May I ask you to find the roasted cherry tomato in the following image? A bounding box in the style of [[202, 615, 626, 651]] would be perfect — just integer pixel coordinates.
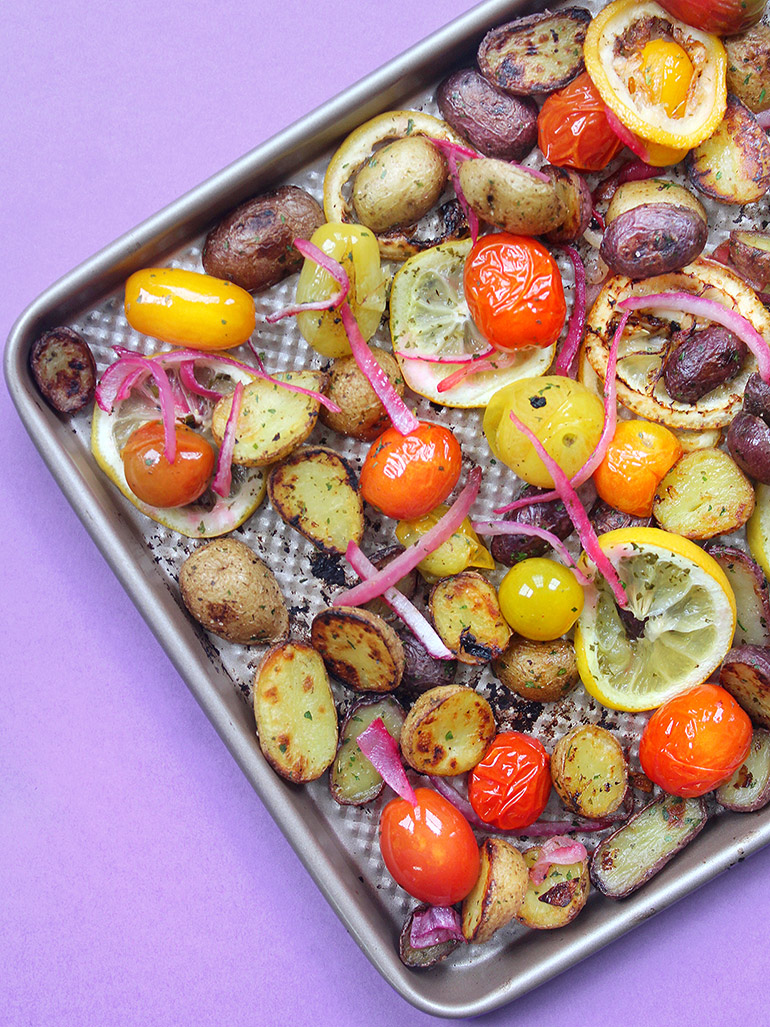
[[360, 421, 462, 520], [463, 234, 566, 353], [593, 420, 683, 518], [537, 72, 625, 171], [639, 683, 752, 798], [121, 421, 216, 508], [124, 268, 256, 351], [379, 788, 480, 905], [468, 732, 551, 830], [497, 558, 584, 641]]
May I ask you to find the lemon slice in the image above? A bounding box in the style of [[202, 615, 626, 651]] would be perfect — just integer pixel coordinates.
[[574, 527, 736, 712], [747, 484, 770, 579], [91, 359, 266, 537], [390, 241, 554, 408]]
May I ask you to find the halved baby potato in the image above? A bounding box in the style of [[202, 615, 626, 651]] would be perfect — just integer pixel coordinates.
[[399, 684, 496, 775], [329, 696, 406, 806], [430, 571, 511, 665], [493, 636, 579, 702], [253, 640, 338, 783], [462, 837, 528, 944], [311, 606, 405, 693], [458, 158, 566, 236], [550, 724, 628, 819], [653, 448, 755, 540], [517, 847, 590, 930], [211, 371, 327, 466], [268, 446, 364, 554]]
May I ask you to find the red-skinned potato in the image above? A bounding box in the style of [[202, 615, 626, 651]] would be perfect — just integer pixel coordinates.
[[656, 0, 765, 36]]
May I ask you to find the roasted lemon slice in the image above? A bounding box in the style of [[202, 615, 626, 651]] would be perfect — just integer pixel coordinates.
[[389, 241, 554, 407], [91, 357, 266, 537], [574, 527, 736, 712]]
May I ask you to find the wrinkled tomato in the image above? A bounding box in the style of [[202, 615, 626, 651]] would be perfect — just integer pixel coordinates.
[[463, 234, 566, 352], [121, 421, 215, 508], [468, 732, 551, 830], [593, 419, 683, 518], [639, 683, 752, 798], [360, 421, 462, 520], [537, 72, 625, 172], [379, 788, 480, 905]]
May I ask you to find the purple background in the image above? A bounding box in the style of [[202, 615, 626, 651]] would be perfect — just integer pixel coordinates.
[[3, 1, 770, 1023]]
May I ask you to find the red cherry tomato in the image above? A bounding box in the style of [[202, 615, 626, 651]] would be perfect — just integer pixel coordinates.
[[463, 234, 566, 353], [468, 732, 551, 830], [121, 421, 215, 508], [537, 72, 625, 172], [639, 683, 752, 798], [379, 788, 480, 905], [360, 421, 462, 520]]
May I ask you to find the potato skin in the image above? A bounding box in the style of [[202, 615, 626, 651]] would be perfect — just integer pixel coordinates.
[[179, 538, 289, 644], [725, 26, 770, 113], [29, 326, 96, 414], [436, 68, 538, 161], [458, 157, 565, 236], [727, 412, 770, 483], [729, 230, 770, 289], [490, 482, 594, 566], [202, 185, 324, 292], [397, 627, 458, 694], [320, 349, 404, 440], [461, 838, 528, 944], [720, 644, 770, 728], [600, 204, 708, 279], [663, 326, 747, 405], [687, 94, 770, 205], [352, 136, 447, 233], [493, 636, 579, 703], [542, 166, 593, 244]]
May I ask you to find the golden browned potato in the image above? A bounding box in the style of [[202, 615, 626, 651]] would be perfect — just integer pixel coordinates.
[[352, 136, 448, 233], [458, 157, 566, 236], [253, 641, 338, 783], [320, 349, 404, 440], [517, 847, 590, 930], [604, 179, 707, 226], [211, 371, 327, 467], [462, 838, 528, 944], [550, 724, 628, 819], [179, 538, 289, 644], [687, 94, 770, 205], [493, 636, 579, 702], [653, 448, 755, 539], [268, 446, 364, 554], [725, 26, 770, 113], [310, 606, 405, 692], [399, 684, 496, 775], [430, 571, 511, 665]]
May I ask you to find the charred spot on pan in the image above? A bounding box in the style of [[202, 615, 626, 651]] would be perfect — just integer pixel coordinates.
[[310, 551, 347, 586]]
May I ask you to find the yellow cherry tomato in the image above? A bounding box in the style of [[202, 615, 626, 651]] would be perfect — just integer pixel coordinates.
[[295, 223, 387, 358], [498, 558, 584, 641], [395, 506, 495, 582], [483, 376, 605, 488], [124, 268, 256, 351]]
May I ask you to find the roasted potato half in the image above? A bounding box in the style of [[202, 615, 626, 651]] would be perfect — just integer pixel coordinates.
[[311, 606, 405, 693], [400, 684, 496, 775], [352, 136, 447, 234], [703, 544, 770, 647], [29, 326, 96, 414], [268, 446, 364, 554], [179, 538, 289, 645], [725, 26, 770, 114], [211, 371, 327, 467], [461, 837, 528, 944], [493, 636, 579, 703], [550, 724, 628, 819], [517, 847, 590, 930], [430, 571, 511, 665], [687, 94, 770, 205], [653, 448, 755, 539], [320, 349, 404, 441], [458, 158, 565, 236], [715, 728, 770, 812], [436, 68, 538, 161], [329, 696, 406, 806], [720, 644, 770, 728], [253, 641, 338, 783], [729, 230, 770, 290]]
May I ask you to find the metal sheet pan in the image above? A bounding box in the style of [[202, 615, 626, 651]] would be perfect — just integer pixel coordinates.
[[6, 0, 770, 1016]]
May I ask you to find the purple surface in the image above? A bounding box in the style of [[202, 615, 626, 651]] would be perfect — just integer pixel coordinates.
[[2, 1, 770, 1024]]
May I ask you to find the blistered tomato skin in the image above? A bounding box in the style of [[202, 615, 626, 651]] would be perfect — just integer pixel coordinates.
[[537, 72, 625, 171], [468, 732, 551, 830], [124, 268, 256, 351], [379, 788, 480, 906], [594, 420, 683, 518], [639, 683, 752, 798], [360, 421, 462, 520], [463, 234, 566, 352], [121, 421, 216, 508]]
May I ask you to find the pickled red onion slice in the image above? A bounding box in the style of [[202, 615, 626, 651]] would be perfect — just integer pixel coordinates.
[[409, 906, 464, 949], [507, 410, 628, 607], [395, 345, 495, 365], [336, 467, 482, 607], [344, 543, 453, 660], [179, 360, 223, 401], [356, 717, 417, 806], [618, 291, 770, 383], [529, 836, 588, 885], [436, 350, 519, 393], [552, 246, 586, 378], [211, 381, 243, 498]]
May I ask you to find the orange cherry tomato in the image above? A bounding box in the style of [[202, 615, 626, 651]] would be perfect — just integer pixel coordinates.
[[468, 732, 551, 830], [537, 72, 625, 172], [360, 421, 462, 520], [121, 421, 215, 508], [639, 683, 752, 798], [593, 420, 683, 518], [379, 788, 480, 905], [463, 234, 566, 353]]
